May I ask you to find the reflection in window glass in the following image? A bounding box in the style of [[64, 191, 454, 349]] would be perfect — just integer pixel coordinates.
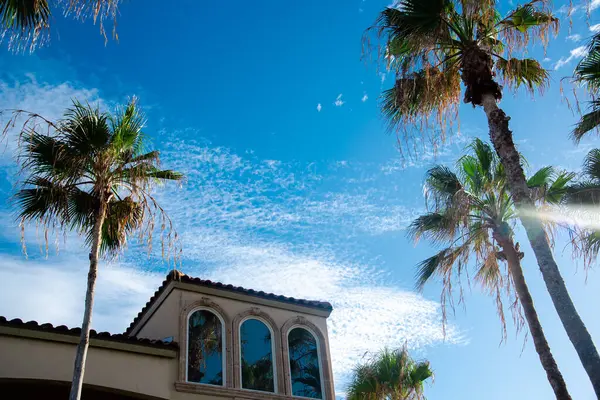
[[288, 328, 322, 399], [241, 319, 275, 392], [187, 309, 223, 385]]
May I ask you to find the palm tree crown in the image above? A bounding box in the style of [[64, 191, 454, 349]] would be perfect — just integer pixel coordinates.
[[409, 138, 571, 335], [346, 347, 433, 400], [15, 98, 183, 256], [346, 347, 432, 400], [368, 0, 556, 148]]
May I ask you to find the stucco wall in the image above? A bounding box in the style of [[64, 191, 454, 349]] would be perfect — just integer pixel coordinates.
[[0, 335, 176, 399]]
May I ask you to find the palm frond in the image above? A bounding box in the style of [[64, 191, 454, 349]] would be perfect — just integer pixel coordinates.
[[409, 361, 433, 387], [574, 32, 600, 92], [527, 166, 554, 188], [0, 0, 49, 29], [565, 181, 600, 206], [127, 150, 160, 165], [474, 251, 503, 290], [14, 176, 71, 223], [408, 212, 456, 244], [415, 246, 467, 290], [0, 0, 50, 51], [457, 139, 497, 194], [118, 165, 184, 185], [544, 171, 576, 205], [381, 67, 461, 131], [497, 1, 557, 33], [495, 57, 549, 93], [424, 165, 462, 206], [91, 197, 144, 255], [564, 149, 600, 205], [376, 0, 453, 48], [468, 138, 494, 177], [576, 230, 600, 265], [145, 169, 184, 181], [572, 100, 600, 143], [61, 100, 111, 156], [496, 0, 558, 51], [20, 132, 84, 181], [110, 97, 145, 155], [583, 148, 600, 182]]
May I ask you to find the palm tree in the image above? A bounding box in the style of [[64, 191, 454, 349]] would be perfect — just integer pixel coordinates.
[[409, 138, 571, 399], [12, 98, 183, 400], [346, 347, 432, 400], [367, 1, 600, 394], [0, 0, 120, 52], [573, 32, 600, 141]]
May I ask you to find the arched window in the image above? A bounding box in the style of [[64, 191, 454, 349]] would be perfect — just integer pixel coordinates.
[[288, 327, 323, 399], [187, 309, 225, 386], [240, 318, 275, 392]]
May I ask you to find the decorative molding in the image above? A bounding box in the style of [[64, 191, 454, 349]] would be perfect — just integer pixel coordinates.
[[280, 316, 334, 400], [232, 307, 284, 393], [175, 381, 296, 400], [179, 298, 234, 388]]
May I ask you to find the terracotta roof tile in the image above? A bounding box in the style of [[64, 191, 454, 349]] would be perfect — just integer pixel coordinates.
[[125, 270, 333, 335], [0, 316, 178, 350]]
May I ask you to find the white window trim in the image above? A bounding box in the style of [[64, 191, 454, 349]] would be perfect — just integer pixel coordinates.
[[186, 306, 227, 387], [238, 316, 278, 394], [286, 325, 325, 400]]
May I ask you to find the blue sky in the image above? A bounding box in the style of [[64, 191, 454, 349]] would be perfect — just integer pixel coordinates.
[[1, 0, 600, 398]]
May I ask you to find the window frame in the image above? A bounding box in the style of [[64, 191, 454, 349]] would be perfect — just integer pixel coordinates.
[[238, 315, 278, 394], [185, 306, 227, 387], [286, 325, 325, 400]]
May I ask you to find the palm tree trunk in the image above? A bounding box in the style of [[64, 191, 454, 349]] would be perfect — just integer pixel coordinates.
[[482, 92, 600, 397], [495, 233, 571, 399], [69, 199, 108, 400]]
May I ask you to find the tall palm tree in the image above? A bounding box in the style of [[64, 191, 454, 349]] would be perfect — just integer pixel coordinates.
[[12, 98, 183, 400], [346, 347, 432, 400], [0, 0, 120, 52], [573, 32, 600, 141], [367, 1, 600, 394], [410, 138, 571, 399]]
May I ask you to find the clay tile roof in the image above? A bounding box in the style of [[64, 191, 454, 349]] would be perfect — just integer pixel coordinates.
[[125, 270, 333, 335], [0, 316, 178, 350]]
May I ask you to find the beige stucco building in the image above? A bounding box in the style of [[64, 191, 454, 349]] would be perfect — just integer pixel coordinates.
[[0, 270, 335, 400]]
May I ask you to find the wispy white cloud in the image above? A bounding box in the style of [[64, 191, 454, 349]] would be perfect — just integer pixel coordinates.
[[317, 103, 322, 112], [554, 46, 588, 70], [591, 23, 600, 33], [557, 0, 600, 15], [557, 4, 577, 15], [361, 94, 369, 102], [567, 33, 582, 42], [380, 72, 387, 84], [334, 94, 345, 107]]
